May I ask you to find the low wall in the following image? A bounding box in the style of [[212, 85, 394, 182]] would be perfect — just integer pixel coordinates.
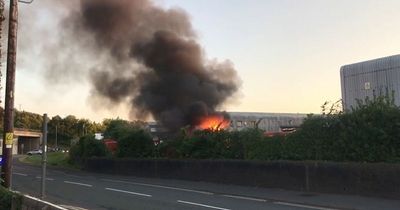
[[85, 158, 400, 199]]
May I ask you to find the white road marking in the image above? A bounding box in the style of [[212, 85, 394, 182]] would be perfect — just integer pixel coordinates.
[[221, 194, 267, 202], [36, 176, 55, 181], [101, 178, 213, 195], [59, 205, 89, 210], [177, 200, 231, 210], [274, 201, 339, 210], [105, 187, 152, 197], [55, 171, 82, 178], [13, 172, 28, 176], [64, 181, 92, 187]]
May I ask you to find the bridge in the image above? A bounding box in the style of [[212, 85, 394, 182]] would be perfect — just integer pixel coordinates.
[[14, 128, 42, 154], [0, 128, 42, 155]]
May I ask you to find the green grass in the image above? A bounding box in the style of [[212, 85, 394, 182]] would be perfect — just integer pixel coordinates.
[[20, 152, 78, 169]]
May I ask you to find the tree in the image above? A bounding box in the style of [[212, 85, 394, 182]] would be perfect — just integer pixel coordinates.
[[103, 119, 147, 141], [116, 129, 154, 158], [69, 135, 108, 164], [14, 110, 42, 130]]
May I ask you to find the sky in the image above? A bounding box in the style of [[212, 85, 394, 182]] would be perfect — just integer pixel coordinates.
[[4, 0, 400, 122]]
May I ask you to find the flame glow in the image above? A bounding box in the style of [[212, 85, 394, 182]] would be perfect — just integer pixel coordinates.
[[197, 115, 230, 131]]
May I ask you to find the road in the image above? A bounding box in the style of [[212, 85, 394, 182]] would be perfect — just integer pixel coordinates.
[[10, 158, 400, 210]]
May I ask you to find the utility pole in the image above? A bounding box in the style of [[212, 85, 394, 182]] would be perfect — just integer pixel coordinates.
[[1, 0, 19, 189], [41, 114, 48, 199], [0, 0, 5, 105], [55, 125, 58, 148]]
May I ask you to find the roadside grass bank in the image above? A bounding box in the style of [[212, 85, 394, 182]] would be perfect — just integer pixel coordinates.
[[19, 152, 79, 169]]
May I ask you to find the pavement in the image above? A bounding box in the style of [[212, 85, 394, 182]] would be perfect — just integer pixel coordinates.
[[8, 157, 400, 210]]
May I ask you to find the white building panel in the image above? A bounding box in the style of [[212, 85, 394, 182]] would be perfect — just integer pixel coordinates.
[[340, 54, 400, 110]]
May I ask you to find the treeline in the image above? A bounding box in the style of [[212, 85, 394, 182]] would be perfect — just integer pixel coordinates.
[[69, 119, 149, 163], [70, 96, 400, 163], [0, 107, 116, 147]]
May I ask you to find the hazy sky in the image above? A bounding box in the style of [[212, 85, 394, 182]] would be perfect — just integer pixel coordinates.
[[7, 0, 400, 121]]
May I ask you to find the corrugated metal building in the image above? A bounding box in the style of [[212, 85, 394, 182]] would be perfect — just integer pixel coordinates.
[[340, 54, 400, 110], [147, 112, 308, 137], [228, 112, 307, 132]]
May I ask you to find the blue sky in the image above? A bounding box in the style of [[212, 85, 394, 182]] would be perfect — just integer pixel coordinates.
[[10, 0, 400, 121]]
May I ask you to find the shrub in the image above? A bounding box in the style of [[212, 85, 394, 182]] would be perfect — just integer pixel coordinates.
[[103, 119, 147, 141], [0, 186, 13, 210], [159, 129, 248, 159], [116, 129, 154, 158], [244, 96, 400, 162], [69, 135, 108, 164], [231, 128, 264, 159], [245, 136, 284, 160], [0, 186, 22, 210], [338, 96, 400, 162]]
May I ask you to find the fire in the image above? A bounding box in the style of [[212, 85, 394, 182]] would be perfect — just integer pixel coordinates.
[[197, 115, 230, 131]]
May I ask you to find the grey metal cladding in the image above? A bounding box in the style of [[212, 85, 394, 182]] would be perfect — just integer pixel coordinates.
[[340, 54, 400, 110], [228, 112, 307, 132]]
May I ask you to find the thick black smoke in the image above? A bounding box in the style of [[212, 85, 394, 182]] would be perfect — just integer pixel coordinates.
[[69, 0, 240, 131]]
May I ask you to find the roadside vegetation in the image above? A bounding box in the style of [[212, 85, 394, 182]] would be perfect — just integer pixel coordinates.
[[0, 107, 109, 147], [68, 95, 400, 164], [7, 95, 400, 165], [21, 152, 75, 169], [0, 185, 22, 210]]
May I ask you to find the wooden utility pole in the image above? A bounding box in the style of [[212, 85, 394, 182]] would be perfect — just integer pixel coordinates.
[[1, 0, 19, 188], [0, 0, 5, 105], [41, 114, 48, 199]]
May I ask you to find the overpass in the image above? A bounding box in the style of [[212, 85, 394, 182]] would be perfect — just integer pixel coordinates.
[[0, 128, 42, 155]]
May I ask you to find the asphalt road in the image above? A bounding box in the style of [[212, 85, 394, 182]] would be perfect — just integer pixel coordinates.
[[10, 158, 400, 210]]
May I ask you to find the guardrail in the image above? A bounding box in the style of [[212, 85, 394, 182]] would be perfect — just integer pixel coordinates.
[[10, 192, 70, 210]]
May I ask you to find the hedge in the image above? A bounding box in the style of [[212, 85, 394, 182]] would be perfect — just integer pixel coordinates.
[[0, 186, 22, 210]]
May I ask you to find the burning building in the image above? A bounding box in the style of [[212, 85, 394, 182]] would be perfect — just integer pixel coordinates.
[[148, 111, 307, 139]]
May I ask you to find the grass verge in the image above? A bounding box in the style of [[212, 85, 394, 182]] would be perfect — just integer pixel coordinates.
[[19, 152, 79, 169]]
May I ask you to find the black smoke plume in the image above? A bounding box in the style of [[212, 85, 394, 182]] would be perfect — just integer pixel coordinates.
[[68, 0, 240, 131]]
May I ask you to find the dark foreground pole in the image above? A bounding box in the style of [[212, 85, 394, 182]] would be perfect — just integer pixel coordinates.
[[1, 0, 18, 189], [41, 114, 48, 199]]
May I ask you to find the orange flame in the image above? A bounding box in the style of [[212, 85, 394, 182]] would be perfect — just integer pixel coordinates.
[[197, 115, 230, 131]]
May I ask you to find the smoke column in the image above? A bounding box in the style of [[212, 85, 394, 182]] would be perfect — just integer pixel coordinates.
[[66, 0, 240, 131]]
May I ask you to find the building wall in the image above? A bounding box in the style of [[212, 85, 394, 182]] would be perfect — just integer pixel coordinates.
[[228, 112, 307, 132], [340, 54, 400, 110], [0, 138, 19, 155], [147, 112, 308, 135]]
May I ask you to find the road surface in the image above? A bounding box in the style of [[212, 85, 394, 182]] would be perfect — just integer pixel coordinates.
[[10, 158, 400, 210]]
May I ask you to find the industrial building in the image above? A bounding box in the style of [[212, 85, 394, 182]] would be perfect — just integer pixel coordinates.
[[228, 112, 307, 132], [148, 112, 308, 139], [340, 54, 400, 110]]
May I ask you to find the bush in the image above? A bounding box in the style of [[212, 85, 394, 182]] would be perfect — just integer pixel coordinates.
[[103, 119, 147, 140], [159, 129, 248, 159], [69, 135, 108, 164], [246, 136, 284, 160], [0, 186, 13, 210], [244, 96, 400, 162], [77, 96, 400, 163], [338, 96, 400, 162], [116, 129, 154, 158], [0, 186, 22, 210], [231, 128, 264, 159]]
